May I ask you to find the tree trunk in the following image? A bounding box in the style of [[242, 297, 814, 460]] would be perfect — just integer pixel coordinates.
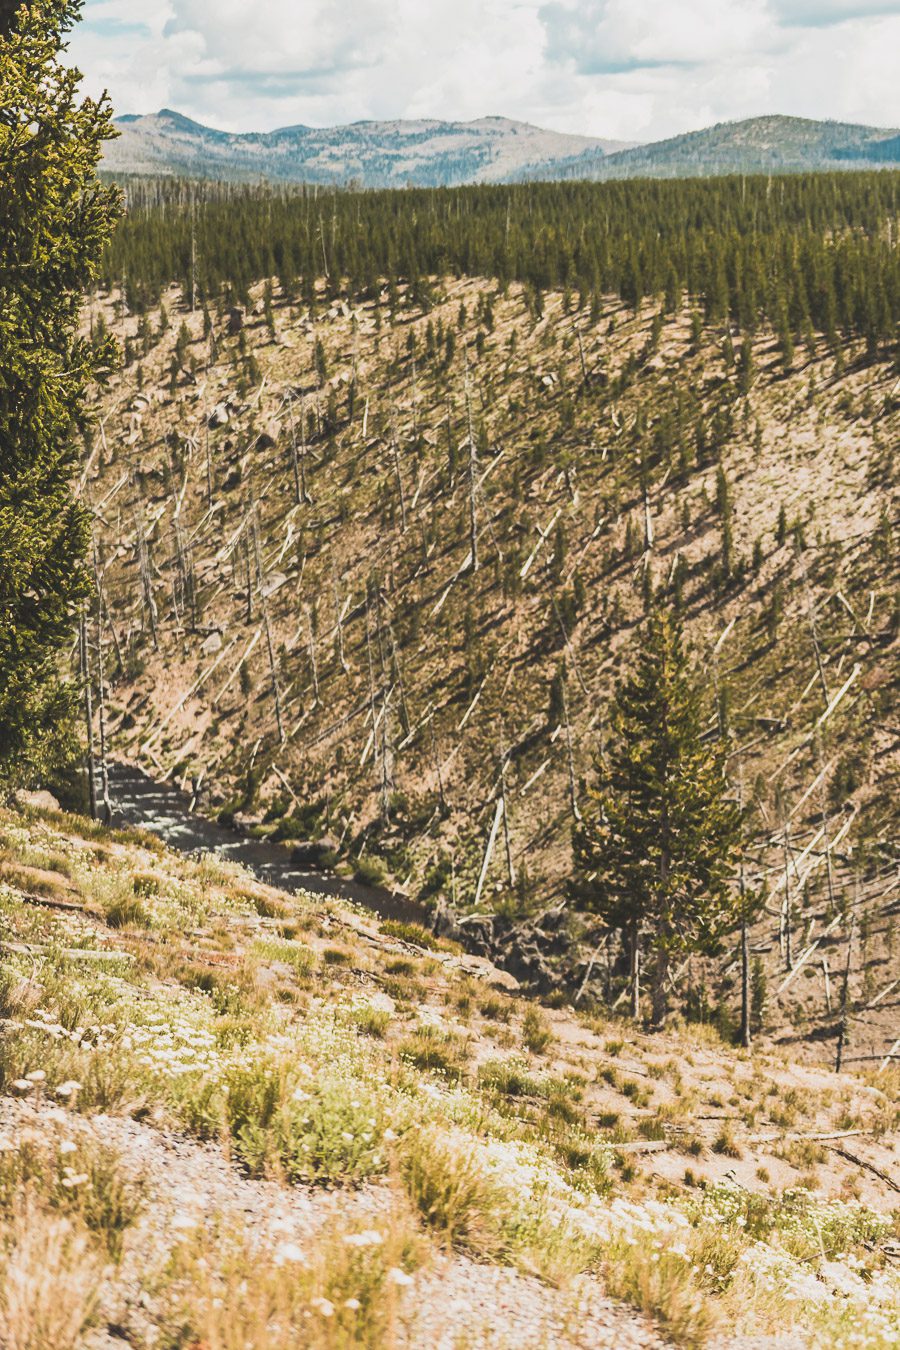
[[629, 926, 641, 1021], [835, 896, 856, 1073], [651, 943, 669, 1028], [740, 919, 751, 1048], [79, 613, 97, 821]]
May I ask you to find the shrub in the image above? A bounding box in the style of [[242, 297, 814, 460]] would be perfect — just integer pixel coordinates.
[[351, 1006, 391, 1039], [478, 1058, 543, 1098], [397, 1027, 465, 1082], [603, 1233, 720, 1347], [354, 857, 385, 886], [131, 871, 160, 898], [522, 1005, 552, 1054], [105, 895, 151, 930], [0, 1135, 143, 1261], [400, 1127, 501, 1253], [478, 994, 512, 1022], [223, 1060, 387, 1186]]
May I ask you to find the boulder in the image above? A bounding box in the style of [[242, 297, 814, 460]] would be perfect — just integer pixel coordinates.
[[12, 789, 61, 813], [290, 838, 338, 867], [201, 631, 223, 656]]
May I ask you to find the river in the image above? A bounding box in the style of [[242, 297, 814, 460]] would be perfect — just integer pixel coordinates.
[[106, 762, 425, 924]]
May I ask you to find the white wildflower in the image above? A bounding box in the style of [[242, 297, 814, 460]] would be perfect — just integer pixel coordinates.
[[343, 1230, 383, 1249], [274, 1241, 306, 1266]]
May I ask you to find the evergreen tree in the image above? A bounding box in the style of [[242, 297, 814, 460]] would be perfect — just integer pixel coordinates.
[[0, 0, 120, 780], [572, 611, 742, 1025]]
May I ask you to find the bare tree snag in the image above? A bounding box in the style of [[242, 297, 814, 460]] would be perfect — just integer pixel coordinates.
[[95, 599, 112, 825], [561, 668, 581, 823], [429, 713, 447, 816], [499, 737, 516, 888], [79, 610, 97, 821], [390, 412, 408, 533], [464, 349, 479, 574], [835, 894, 856, 1073], [305, 602, 320, 708], [474, 797, 504, 908]]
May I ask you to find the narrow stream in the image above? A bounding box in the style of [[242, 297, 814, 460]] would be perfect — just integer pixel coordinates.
[[106, 762, 426, 925]]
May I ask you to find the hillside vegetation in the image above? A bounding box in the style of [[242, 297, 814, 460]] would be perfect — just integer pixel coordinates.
[[80, 193, 899, 1059], [0, 797, 897, 1347]]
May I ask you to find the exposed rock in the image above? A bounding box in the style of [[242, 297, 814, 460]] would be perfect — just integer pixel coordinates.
[[260, 571, 288, 600], [431, 898, 584, 995], [208, 403, 230, 429], [290, 838, 338, 867], [12, 788, 61, 813], [201, 631, 223, 655]]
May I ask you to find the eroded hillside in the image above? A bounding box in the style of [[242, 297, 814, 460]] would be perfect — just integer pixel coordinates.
[[81, 276, 898, 1061]]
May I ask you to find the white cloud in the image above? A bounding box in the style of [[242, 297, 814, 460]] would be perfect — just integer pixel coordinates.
[[70, 0, 900, 142]]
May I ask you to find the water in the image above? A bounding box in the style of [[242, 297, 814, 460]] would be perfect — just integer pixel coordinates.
[[106, 762, 425, 924]]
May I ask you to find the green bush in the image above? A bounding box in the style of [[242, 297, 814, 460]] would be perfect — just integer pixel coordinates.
[[223, 1060, 387, 1186]]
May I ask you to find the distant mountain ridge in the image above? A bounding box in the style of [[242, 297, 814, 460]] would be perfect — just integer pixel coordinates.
[[104, 110, 900, 187], [105, 111, 635, 187], [567, 114, 900, 180]]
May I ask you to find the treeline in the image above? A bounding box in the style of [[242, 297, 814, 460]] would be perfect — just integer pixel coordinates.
[[102, 172, 900, 352]]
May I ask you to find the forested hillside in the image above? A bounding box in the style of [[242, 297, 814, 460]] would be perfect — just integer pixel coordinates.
[[79, 171, 899, 1061]]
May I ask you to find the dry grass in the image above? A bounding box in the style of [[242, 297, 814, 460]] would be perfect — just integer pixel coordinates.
[[0, 1200, 104, 1350], [167, 1197, 424, 1350]]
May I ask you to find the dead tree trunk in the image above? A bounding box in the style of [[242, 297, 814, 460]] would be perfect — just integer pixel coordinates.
[[499, 740, 515, 888], [305, 602, 320, 708], [248, 504, 284, 743], [630, 924, 641, 1021], [134, 505, 159, 650], [332, 568, 349, 675], [390, 414, 408, 533], [561, 671, 581, 822], [430, 714, 447, 816], [464, 351, 479, 573], [738, 767, 751, 1048], [740, 919, 751, 1048], [94, 603, 112, 825], [79, 612, 97, 821], [781, 820, 794, 971], [288, 394, 311, 505], [835, 899, 856, 1073]]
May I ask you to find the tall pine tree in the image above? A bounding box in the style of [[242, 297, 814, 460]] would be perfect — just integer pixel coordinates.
[[0, 0, 119, 780], [573, 611, 742, 1025]]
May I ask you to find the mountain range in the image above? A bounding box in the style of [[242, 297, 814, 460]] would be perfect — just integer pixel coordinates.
[[106, 111, 634, 187], [104, 110, 900, 187]]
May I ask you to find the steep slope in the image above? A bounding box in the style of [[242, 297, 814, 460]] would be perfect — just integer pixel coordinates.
[[81, 275, 898, 1065], [105, 110, 633, 186], [571, 115, 900, 180], [0, 796, 897, 1347]]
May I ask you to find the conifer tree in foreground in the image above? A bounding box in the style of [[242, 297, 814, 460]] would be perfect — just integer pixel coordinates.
[[0, 0, 119, 781], [573, 610, 742, 1026]]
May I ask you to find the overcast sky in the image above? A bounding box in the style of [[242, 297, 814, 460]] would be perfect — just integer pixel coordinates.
[[71, 0, 900, 141]]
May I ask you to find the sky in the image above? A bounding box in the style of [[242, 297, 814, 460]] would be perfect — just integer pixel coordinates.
[[70, 0, 900, 141]]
